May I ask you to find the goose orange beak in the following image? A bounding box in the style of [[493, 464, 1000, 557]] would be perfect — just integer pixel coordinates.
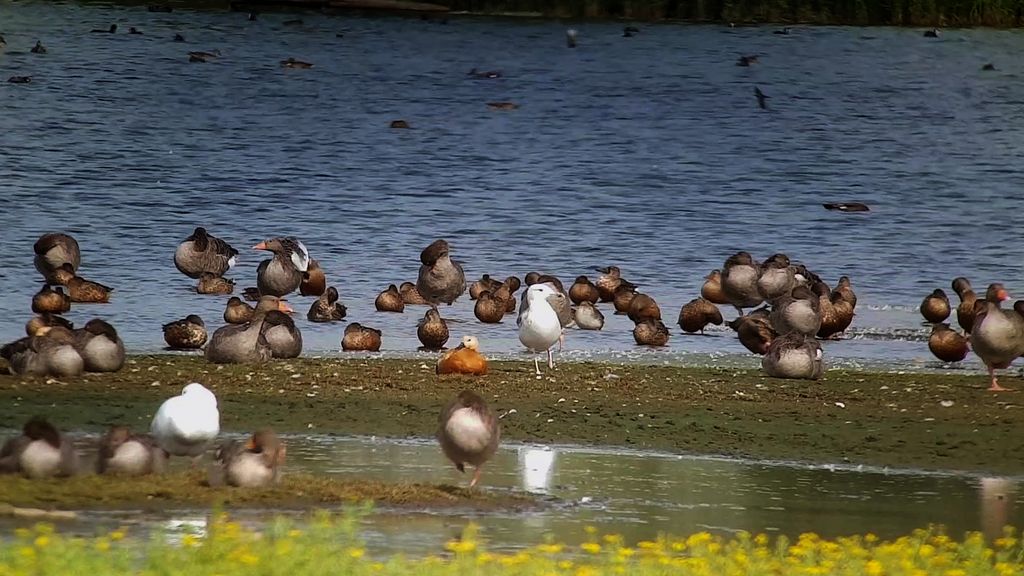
[[245, 437, 256, 450], [998, 289, 1010, 301], [278, 301, 294, 314], [253, 241, 267, 250]]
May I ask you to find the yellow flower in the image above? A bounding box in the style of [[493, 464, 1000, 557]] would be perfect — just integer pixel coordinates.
[[754, 533, 769, 546], [943, 570, 967, 576], [616, 547, 635, 558], [445, 539, 477, 554], [574, 567, 598, 576], [995, 537, 1017, 549], [686, 532, 714, 548], [583, 526, 597, 535], [33, 536, 49, 548], [18, 546, 35, 559], [181, 534, 200, 548], [557, 560, 574, 570], [865, 533, 879, 544], [239, 553, 259, 566], [287, 529, 303, 538], [95, 538, 111, 552], [602, 534, 623, 546], [537, 543, 564, 554], [348, 548, 365, 559], [865, 559, 885, 576], [581, 542, 602, 554], [110, 530, 126, 541]]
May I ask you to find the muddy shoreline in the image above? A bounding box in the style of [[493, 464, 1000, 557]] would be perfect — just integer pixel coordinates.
[[1, 356, 1021, 476]]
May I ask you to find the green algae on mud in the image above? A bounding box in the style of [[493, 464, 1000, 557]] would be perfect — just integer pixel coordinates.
[[0, 355, 1022, 475], [0, 471, 534, 510]]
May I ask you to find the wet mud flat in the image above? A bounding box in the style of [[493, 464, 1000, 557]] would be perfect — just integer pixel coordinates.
[[0, 355, 1021, 475]]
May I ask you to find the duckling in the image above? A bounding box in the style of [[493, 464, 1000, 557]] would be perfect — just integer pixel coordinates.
[[0, 417, 79, 478], [25, 313, 72, 337], [769, 285, 821, 337], [920, 288, 951, 323], [756, 254, 796, 302], [569, 276, 599, 305], [1, 326, 84, 377], [678, 297, 723, 334], [262, 310, 302, 359], [612, 283, 638, 314], [470, 274, 502, 300], [91, 24, 117, 33], [375, 284, 405, 312], [224, 296, 255, 324], [96, 425, 167, 475], [30, 41, 46, 54], [437, 390, 500, 487], [474, 290, 505, 323], [281, 57, 313, 68], [174, 226, 238, 279], [437, 335, 488, 375], [418, 308, 450, 350], [52, 264, 113, 303], [197, 273, 235, 295], [762, 332, 824, 380], [633, 319, 670, 346], [32, 284, 70, 314], [594, 266, 624, 302], [574, 302, 604, 330], [254, 237, 309, 297], [627, 293, 661, 323], [216, 429, 286, 487], [163, 315, 207, 350], [341, 322, 382, 352], [299, 259, 326, 296], [400, 281, 430, 305], [416, 239, 466, 305], [929, 323, 969, 363], [722, 251, 763, 314], [73, 318, 125, 372], [307, 286, 346, 322], [701, 270, 730, 305], [952, 277, 977, 334], [729, 310, 776, 354]]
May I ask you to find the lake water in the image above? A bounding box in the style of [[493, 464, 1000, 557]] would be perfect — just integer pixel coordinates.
[[2, 3, 1024, 369], [2, 434, 1019, 553]]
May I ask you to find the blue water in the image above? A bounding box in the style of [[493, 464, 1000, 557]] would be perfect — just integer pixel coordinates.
[[2, 3, 1023, 369]]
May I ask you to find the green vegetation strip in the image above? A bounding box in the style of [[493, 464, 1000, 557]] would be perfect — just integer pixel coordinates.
[[1, 355, 1021, 474], [2, 511, 1024, 575]]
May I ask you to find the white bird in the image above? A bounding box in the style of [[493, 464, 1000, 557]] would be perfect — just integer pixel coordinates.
[[151, 382, 220, 465], [518, 283, 565, 375]]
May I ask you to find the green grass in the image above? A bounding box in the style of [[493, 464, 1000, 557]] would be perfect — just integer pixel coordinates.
[[1, 511, 1023, 575]]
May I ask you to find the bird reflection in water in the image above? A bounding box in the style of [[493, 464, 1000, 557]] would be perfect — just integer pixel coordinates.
[[980, 477, 1016, 540], [519, 447, 556, 493]]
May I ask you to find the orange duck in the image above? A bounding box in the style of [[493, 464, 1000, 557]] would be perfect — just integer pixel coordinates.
[[436, 336, 488, 376]]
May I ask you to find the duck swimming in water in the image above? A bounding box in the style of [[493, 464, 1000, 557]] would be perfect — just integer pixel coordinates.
[[174, 227, 237, 279], [163, 315, 207, 350], [96, 425, 167, 476], [437, 390, 500, 488], [300, 259, 326, 296], [197, 273, 235, 295], [33, 232, 80, 283], [470, 274, 502, 300], [341, 323, 382, 352], [400, 281, 429, 305], [416, 239, 466, 305], [216, 429, 286, 487], [375, 284, 405, 312], [73, 318, 125, 372], [31, 41, 46, 54], [436, 335, 488, 376], [32, 284, 71, 314], [52, 264, 113, 303], [418, 308, 450, 350], [678, 297, 723, 334], [254, 237, 309, 297], [0, 417, 79, 478], [474, 290, 506, 324], [280, 57, 312, 69], [762, 332, 823, 380], [920, 289, 951, 323], [307, 286, 346, 322]]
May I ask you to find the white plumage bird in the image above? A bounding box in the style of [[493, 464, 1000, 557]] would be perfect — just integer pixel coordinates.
[[518, 283, 565, 375], [151, 382, 220, 463]]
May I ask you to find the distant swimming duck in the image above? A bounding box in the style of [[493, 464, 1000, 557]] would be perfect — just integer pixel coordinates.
[[952, 277, 977, 334], [163, 315, 207, 349], [151, 382, 220, 463], [754, 86, 769, 110], [73, 318, 125, 372], [437, 390, 499, 487], [416, 239, 466, 305], [474, 290, 506, 324], [769, 285, 821, 337], [1, 326, 84, 377], [722, 251, 763, 314], [96, 425, 167, 476], [418, 308, 450, 350], [701, 270, 730, 305], [470, 274, 502, 300], [32, 284, 71, 314], [627, 293, 661, 323], [390, 120, 410, 129], [188, 49, 221, 59], [762, 332, 823, 380], [400, 281, 429, 305], [7, 75, 30, 84], [25, 313, 73, 337], [197, 273, 235, 295], [982, 63, 995, 71], [569, 276, 599, 305], [920, 288, 951, 323], [736, 54, 758, 66], [969, 284, 1024, 391], [633, 319, 670, 346], [612, 283, 638, 314], [30, 41, 46, 54], [0, 417, 79, 478], [437, 335, 488, 376], [929, 323, 969, 363], [823, 202, 870, 212], [53, 264, 113, 303], [174, 227, 237, 279], [307, 286, 346, 322], [566, 28, 577, 48], [0, 35, 6, 49], [173, 33, 185, 42], [33, 232, 80, 283], [486, 102, 519, 110], [129, 27, 143, 34], [924, 28, 940, 37], [623, 25, 640, 36], [281, 57, 312, 69], [92, 24, 117, 33], [594, 266, 625, 302], [468, 67, 502, 79], [299, 259, 326, 296], [729, 309, 775, 354], [574, 301, 604, 330], [148, 4, 173, 11], [678, 297, 723, 334], [216, 429, 286, 487], [254, 237, 309, 297], [773, 27, 791, 35], [342, 322, 382, 352], [224, 296, 255, 324], [375, 284, 405, 312]]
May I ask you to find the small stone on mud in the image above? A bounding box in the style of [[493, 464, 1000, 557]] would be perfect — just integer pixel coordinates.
[[940, 400, 954, 407]]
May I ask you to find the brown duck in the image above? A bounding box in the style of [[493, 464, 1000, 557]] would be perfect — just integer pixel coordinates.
[[174, 227, 237, 279], [633, 319, 670, 346], [437, 390, 500, 488], [474, 290, 505, 323], [341, 323, 382, 352], [197, 273, 234, 295], [952, 277, 977, 334], [25, 313, 73, 337], [32, 284, 71, 314], [928, 323, 969, 363], [163, 315, 207, 349], [920, 289, 951, 323], [728, 309, 775, 354], [701, 270, 730, 305], [613, 283, 638, 314], [569, 276, 599, 305], [833, 275, 857, 309], [469, 274, 502, 300], [815, 282, 843, 339], [224, 296, 255, 324], [96, 425, 167, 476], [52, 264, 112, 303], [400, 281, 430, 305], [499, 277, 520, 314], [627, 293, 661, 323], [299, 259, 326, 296], [375, 284, 405, 312], [678, 297, 723, 334], [416, 239, 466, 305], [307, 286, 346, 322], [417, 308, 450, 350], [594, 266, 624, 302], [216, 429, 287, 487], [33, 233, 81, 283]]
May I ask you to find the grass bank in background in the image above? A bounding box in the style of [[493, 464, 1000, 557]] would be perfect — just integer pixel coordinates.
[[2, 511, 1023, 575]]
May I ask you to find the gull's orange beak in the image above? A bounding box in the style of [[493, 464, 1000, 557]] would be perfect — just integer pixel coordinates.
[[278, 300, 294, 314], [253, 241, 267, 250]]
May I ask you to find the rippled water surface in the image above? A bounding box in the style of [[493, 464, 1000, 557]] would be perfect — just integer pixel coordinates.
[[2, 3, 1024, 366]]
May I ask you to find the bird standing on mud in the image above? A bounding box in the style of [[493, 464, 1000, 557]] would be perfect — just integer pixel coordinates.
[[518, 283, 565, 375]]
